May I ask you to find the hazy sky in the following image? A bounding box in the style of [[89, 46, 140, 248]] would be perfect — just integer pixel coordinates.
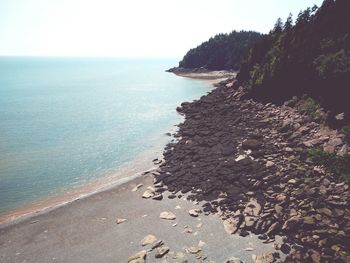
[[0, 0, 324, 58]]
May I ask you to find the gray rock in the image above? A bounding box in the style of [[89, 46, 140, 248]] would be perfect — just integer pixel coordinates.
[[338, 144, 349, 156], [266, 222, 280, 235], [189, 209, 201, 217], [116, 218, 127, 224], [242, 139, 263, 150], [282, 216, 301, 231], [223, 217, 241, 234], [141, 234, 157, 246], [128, 250, 147, 263], [159, 211, 176, 220], [155, 246, 170, 258], [142, 189, 154, 199]]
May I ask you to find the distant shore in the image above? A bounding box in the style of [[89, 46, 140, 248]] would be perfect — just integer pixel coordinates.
[[167, 67, 236, 84]]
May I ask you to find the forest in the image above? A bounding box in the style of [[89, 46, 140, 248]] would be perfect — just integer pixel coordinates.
[[237, 0, 350, 117], [179, 31, 262, 70], [179, 0, 350, 119]]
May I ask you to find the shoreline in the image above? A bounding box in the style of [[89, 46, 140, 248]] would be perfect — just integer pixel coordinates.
[[0, 126, 174, 227], [167, 67, 236, 85], [4, 70, 348, 261], [0, 73, 283, 262], [0, 74, 216, 228]]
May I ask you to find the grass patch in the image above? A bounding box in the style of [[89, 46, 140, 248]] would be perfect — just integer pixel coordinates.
[[307, 147, 350, 182], [298, 98, 326, 123], [341, 125, 350, 144]]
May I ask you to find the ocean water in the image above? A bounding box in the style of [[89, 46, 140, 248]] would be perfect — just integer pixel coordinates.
[[0, 57, 212, 216]]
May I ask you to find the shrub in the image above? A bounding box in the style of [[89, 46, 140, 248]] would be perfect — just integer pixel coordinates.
[[307, 147, 350, 182], [341, 125, 350, 144]]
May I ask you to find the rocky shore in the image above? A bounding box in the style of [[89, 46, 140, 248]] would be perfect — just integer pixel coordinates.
[[147, 77, 350, 262], [2, 73, 349, 263]]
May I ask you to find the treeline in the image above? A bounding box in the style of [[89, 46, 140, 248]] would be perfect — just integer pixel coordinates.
[[237, 0, 350, 114], [179, 31, 262, 70]]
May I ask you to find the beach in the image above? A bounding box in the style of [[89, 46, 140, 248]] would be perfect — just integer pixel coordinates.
[[0, 72, 282, 263], [0, 174, 280, 263], [1, 70, 349, 262]]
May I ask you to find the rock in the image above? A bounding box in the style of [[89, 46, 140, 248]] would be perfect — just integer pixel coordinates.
[[335, 112, 345, 120], [276, 193, 287, 202], [252, 254, 263, 263], [317, 208, 332, 217], [244, 216, 256, 228], [266, 222, 280, 235], [226, 257, 243, 263], [244, 199, 261, 216], [338, 144, 349, 156], [275, 204, 283, 214], [323, 144, 335, 153], [116, 218, 127, 224], [322, 178, 331, 187], [310, 250, 321, 263], [128, 250, 147, 263], [280, 243, 291, 254], [155, 246, 170, 258], [196, 222, 203, 228], [266, 161, 275, 168], [313, 166, 325, 174], [189, 209, 201, 217], [132, 184, 143, 192], [183, 226, 193, 233], [285, 147, 294, 152], [331, 244, 342, 252], [151, 240, 164, 250], [141, 234, 157, 246], [152, 193, 163, 200], [187, 246, 201, 254], [222, 146, 235, 156], [287, 179, 297, 184], [244, 247, 255, 251], [198, 240, 206, 247], [242, 139, 262, 150], [223, 217, 241, 234], [142, 189, 154, 199], [303, 216, 315, 225], [303, 137, 329, 147], [265, 253, 277, 263], [160, 211, 176, 220], [324, 138, 343, 152], [235, 155, 246, 162]]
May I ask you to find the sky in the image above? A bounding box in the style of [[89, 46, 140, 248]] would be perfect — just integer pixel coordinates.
[[0, 0, 324, 58]]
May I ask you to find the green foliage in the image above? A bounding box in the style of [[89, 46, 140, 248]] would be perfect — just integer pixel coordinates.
[[298, 98, 325, 122], [314, 49, 350, 80], [307, 147, 350, 181], [341, 125, 350, 144], [179, 31, 262, 70], [237, 0, 350, 114]]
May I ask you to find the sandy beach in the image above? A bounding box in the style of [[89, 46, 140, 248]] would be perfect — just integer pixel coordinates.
[[0, 174, 281, 263]]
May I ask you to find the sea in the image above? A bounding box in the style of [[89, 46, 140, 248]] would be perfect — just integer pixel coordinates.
[[0, 57, 212, 221]]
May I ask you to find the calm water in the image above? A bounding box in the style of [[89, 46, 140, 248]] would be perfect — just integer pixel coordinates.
[[0, 57, 212, 215]]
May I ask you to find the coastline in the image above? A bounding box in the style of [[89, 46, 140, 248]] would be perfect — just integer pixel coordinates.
[[0, 71, 217, 227], [0, 123, 177, 227], [2, 70, 349, 262], [0, 74, 283, 263]]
